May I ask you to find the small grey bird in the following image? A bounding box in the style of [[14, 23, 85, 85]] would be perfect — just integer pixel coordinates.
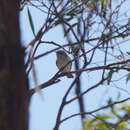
[[56, 50, 73, 78]]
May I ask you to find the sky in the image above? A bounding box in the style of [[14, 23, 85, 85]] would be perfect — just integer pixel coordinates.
[[20, 1, 130, 130]]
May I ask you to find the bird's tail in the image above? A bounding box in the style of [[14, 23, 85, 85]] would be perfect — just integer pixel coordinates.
[[66, 73, 73, 78]]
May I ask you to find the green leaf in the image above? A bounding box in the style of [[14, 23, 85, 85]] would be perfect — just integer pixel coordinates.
[[96, 115, 111, 120], [126, 73, 130, 84], [100, 0, 109, 6], [121, 105, 130, 113], [27, 7, 35, 36], [100, 34, 106, 42], [117, 121, 128, 129], [127, 52, 130, 55], [83, 116, 110, 130], [54, 16, 74, 27], [77, 17, 81, 35], [107, 70, 114, 85], [23, 0, 30, 2], [54, 19, 64, 26]]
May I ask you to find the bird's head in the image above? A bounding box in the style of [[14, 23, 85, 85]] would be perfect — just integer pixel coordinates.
[[56, 50, 67, 57]]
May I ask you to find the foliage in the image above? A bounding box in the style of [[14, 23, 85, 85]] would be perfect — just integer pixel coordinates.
[[83, 102, 130, 130]]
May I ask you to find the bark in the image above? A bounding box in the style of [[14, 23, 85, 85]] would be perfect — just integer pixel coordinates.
[[0, 1, 29, 130]]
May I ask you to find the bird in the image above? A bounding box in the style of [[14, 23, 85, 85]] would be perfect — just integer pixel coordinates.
[[56, 50, 73, 78]]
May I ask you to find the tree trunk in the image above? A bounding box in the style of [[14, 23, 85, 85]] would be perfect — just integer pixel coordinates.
[[0, 1, 29, 130]]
